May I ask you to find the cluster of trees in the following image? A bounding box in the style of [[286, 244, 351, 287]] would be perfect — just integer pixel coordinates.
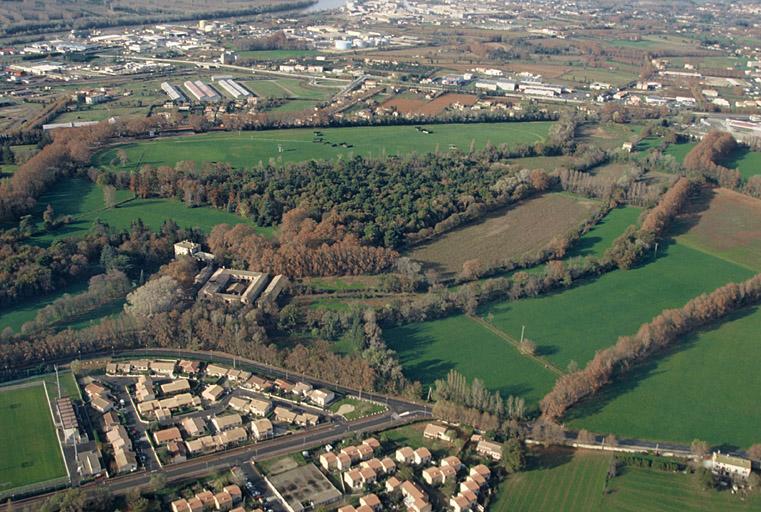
[[683, 131, 741, 189], [23, 270, 132, 334], [208, 210, 399, 277], [0, 219, 194, 313], [122, 148, 558, 249], [558, 167, 664, 206], [433, 369, 527, 421], [540, 272, 761, 421], [605, 177, 691, 269], [615, 454, 687, 472]]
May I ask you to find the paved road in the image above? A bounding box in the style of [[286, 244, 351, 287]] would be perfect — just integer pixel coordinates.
[[13, 409, 425, 510], [10, 348, 430, 509]]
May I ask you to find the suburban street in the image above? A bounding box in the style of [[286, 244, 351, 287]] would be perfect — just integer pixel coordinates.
[[9, 348, 431, 510]]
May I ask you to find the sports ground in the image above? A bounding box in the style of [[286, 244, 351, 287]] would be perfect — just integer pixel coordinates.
[[0, 382, 67, 492]]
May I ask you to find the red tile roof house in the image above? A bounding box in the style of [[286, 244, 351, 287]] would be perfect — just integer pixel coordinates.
[[214, 490, 233, 511], [412, 447, 432, 465], [359, 493, 382, 510], [320, 451, 338, 471], [153, 427, 183, 445]]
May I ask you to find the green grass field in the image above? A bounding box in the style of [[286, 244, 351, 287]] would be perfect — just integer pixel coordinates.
[[93, 122, 554, 171], [491, 447, 611, 512], [568, 306, 761, 448], [490, 447, 761, 512], [565, 206, 641, 259], [664, 142, 695, 164], [0, 280, 88, 333], [384, 315, 557, 406], [484, 241, 753, 369], [719, 147, 761, 180], [0, 383, 67, 492], [603, 465, 761, 511], [30, 177, 271, 245]]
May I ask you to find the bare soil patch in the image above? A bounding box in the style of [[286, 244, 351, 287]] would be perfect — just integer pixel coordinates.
[[409, 194, 598, 275]]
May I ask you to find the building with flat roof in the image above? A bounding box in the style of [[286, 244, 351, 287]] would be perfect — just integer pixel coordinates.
[[199, 268, 271, 305]]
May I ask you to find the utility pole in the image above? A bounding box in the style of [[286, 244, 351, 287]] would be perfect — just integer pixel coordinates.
[[520, 325, 526, 344], [55, 364, 61, 400], [654, 242, 659, 258]]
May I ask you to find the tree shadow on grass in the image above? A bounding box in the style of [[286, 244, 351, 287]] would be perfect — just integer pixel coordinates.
[[669, 186, 715, 239], [524, 446, 575, 472], [565, 306, 759, 427]]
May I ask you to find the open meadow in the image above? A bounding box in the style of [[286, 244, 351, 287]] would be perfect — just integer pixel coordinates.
[[408, 193, 599, 275], [484, 241, 752, 370], [490, 447, 611, 512], [719, 146, 761, 180], [30, 177, 271, 245], [384, 315, 557, 406], [567, 305, 761, 448], [93, 122, 554, 171], [0, 382, 67, 492]]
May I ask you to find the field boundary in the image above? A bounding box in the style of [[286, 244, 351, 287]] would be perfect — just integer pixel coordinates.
[[467, 315, 564, 376], [0, 380, 71, 501]]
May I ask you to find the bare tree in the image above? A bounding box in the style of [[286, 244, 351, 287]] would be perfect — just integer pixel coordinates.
[[124, 276, 183, 317]]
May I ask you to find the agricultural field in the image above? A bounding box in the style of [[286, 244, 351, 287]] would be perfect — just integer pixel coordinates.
[[382, 93, 478, 116], [719, 147, 761, 180], [93, 122, 554, 171], [408, 193, 600, 275], [564, 206, 641, 259], [384, 315, 557, 406], [0, 382, 67, 492], [29, 177, 271, 245], [484, 241, 752, 370], [491, 447, 761, 512], [490, 447, 611, 512], [568, 305, 761, 448], [674, 187, 761, 271]]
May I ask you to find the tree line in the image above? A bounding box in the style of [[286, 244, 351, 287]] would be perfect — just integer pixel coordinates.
[[22, 270, 132, 334], [540, 272, 761, 421]]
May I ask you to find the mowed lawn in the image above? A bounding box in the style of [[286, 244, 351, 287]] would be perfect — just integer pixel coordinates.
[[408, 193, 600, 275], [384, 316, 557, 406], [603, 465, 761, 511], [0, 383, 67, 491], [484, 241, 753, 369], [567, 306, 761, 448], [31, 177, 271, 245], [93, 122, 554, 171], [490, 447, 611, 512], [675, 187, 761, 271]]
